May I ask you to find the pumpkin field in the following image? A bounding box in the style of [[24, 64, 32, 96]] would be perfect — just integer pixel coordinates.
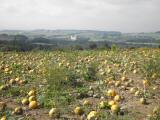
[[0, 48, 160, 120]]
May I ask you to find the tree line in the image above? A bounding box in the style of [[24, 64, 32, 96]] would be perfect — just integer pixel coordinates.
[[0, 34, 111, 51]]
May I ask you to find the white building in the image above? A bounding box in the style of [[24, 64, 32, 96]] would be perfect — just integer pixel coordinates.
[[70, 35, 77, 41]]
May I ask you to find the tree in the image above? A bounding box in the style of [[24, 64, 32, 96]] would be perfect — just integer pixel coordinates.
[[89, 43, 97, 50]]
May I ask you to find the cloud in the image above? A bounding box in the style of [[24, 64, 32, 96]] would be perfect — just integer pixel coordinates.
[[0, 0, 159, 32]]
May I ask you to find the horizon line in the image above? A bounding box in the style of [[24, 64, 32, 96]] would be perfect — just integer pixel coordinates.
[[0, 29, 159, 34]]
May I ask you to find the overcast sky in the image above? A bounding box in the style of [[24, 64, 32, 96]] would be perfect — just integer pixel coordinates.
[[0, 0, 159, 32]]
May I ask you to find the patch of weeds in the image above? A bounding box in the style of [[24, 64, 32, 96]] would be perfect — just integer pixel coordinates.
[[76, 86, 88, 94], [144, 91, 154, 99], [43, 66, 79, 108], [43, 91, 74, 108], [39, 95, 56, 108], [99, 111, 110, 119], [111, 44, 119, 52], [1, 87, 21, 97], [142, 54, 160, 82], [82, 62, 98, 81]]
